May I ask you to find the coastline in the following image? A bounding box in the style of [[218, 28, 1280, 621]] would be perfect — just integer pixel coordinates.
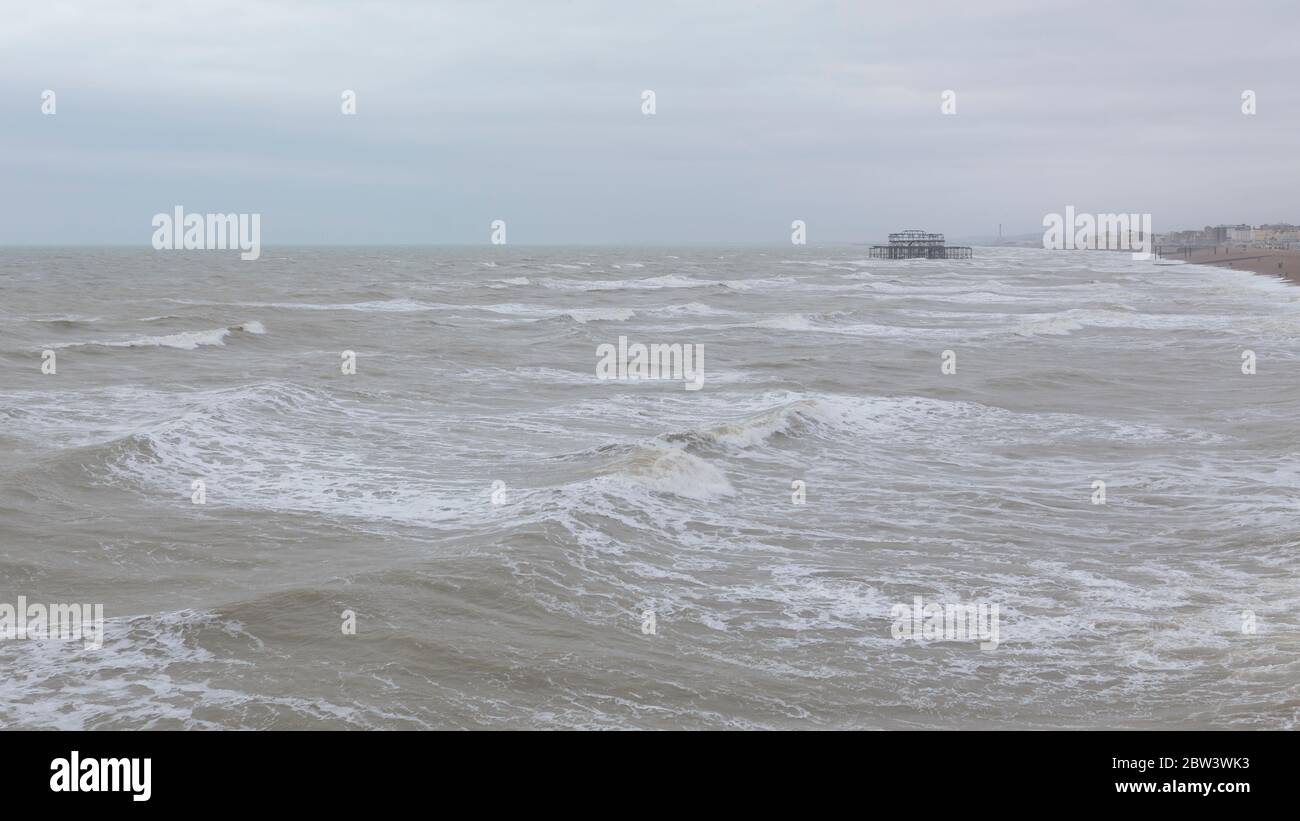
[[1164, 247, 1300, 284]]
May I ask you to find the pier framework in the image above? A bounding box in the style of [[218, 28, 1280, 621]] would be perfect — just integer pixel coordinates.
[[869, 230, 972, 259]]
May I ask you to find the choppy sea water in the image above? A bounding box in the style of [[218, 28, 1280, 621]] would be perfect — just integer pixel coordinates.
[[0, 245, 1296, 729]]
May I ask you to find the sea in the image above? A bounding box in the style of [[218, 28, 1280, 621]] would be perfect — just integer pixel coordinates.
[[0, 245, 1296, 729]]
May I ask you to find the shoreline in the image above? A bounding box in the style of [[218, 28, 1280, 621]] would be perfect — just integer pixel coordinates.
[[1163, 247, 1300, 284]]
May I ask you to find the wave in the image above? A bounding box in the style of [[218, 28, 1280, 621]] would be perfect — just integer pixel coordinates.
[[1008, 309, 1243, 337], [1252, 312, 1300, 335], [745, 313, 920, 339], [48, 321, 266, 350], [0, 609, 240, 729], [473, 302, 731, 324], [746, 307, 1247, 340], [605, 444, 735, 500], [230, 299, 443, 313], [0, 607, 380, 730], [547, 304, 730, 323], [469, 303, 635, 323], [754, 314, 817, 332], [563, 308, 636, 323], [1014, 317, 1085, 337], [663, 399, 820, 450], [66, 382, 487, 530], [536, 274, 792, 292], [657, 391, 1232, 457], [26, 315, 102, 326], [649, 302, 734, 318]]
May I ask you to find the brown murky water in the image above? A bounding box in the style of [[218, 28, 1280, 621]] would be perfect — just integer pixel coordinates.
[[1, 246, 1296, 728]]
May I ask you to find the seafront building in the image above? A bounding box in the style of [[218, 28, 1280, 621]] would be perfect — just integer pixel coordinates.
[[1157, 222, 1300, 251]]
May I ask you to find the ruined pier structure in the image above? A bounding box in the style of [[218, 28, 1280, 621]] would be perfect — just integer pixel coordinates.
[[869, 230, 972, 259]]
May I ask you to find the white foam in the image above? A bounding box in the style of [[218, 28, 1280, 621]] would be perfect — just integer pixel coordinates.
[[611, 446, 735, 500], [1014, 316, 1085, 336], [651, 302, 732, 317], [565, 308, 636, 323], [50, 322, 266, 350], [233, 299, 444, 313]]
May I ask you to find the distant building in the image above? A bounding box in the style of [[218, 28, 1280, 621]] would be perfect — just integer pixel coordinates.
[[1253, 225, 1298, 248], [1229, 225, 1254, 242]]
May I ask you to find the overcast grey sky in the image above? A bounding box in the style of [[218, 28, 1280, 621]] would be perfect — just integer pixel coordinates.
[[3, 0, 1298, 244]]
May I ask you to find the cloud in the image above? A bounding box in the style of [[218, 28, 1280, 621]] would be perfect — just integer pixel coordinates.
[[3, 0, 1299, 243]]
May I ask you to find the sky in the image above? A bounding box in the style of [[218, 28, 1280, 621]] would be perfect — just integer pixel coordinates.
[[3, 0, 1299, 245]]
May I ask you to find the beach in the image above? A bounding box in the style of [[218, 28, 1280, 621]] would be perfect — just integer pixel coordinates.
[[1165, 247, 1300, 283]]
